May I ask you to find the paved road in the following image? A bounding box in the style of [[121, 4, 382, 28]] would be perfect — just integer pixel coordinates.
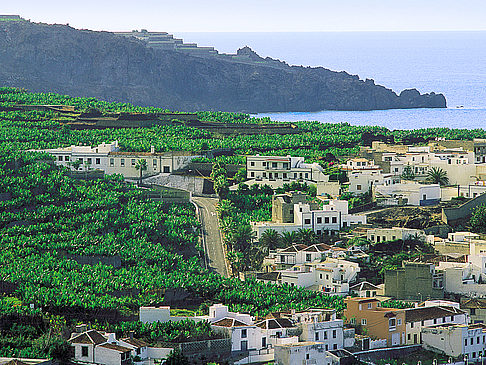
[[192, 196, 229, 278]]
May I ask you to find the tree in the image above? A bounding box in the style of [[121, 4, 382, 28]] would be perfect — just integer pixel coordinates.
[[426, 167, 449, 186], [297, 228, 318, 245], [470, 205, 486, 233], [401, 164, 415, 180], [234, 167, 247, 184], [164, 348, 190, 365], [260, 229, 282, 251], [216, 199, 236, 219], [228, 224, 256, 252], [69, 159, 82, 171], [281, 231, 299, 247], [135, 159, 147, 185], [214, 175, 229, 200]]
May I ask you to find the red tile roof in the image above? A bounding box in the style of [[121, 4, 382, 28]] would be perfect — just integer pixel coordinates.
[[405, 306, 465, 323], [70, 330, 107, 345], [99, 343, 132, 352], [212, 318, 249, 327]]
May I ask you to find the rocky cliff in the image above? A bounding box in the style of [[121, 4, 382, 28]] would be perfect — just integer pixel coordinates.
[[0, 21, 446, 112]]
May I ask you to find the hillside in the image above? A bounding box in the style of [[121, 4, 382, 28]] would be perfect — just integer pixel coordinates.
[[0, 20, 446, 112]]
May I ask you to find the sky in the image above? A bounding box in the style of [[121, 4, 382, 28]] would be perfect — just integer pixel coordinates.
[[3, 0, 486, 32]]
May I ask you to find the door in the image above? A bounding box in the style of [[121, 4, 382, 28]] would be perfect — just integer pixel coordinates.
[[391, 333, 400, 346], [414, 334, 418, 344], [241, 340, 248, 351]]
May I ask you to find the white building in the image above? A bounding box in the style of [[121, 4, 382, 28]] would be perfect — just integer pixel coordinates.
[[260, 258, 360, 295], [69, 330, 132, 365], [246, 155, 329, 183], [252, 199, 366, 240], [366, 227, 426, 243], [349, 281, 384, 298], [404, 305, 467, 345], [43, 141, 196, 179], [422, 324, 486, 361], [274, 342, 334, 365], [374, 181, 441, 206], [342, 158, 400, 195]]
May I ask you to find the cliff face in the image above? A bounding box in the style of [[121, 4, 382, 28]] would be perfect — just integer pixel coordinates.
[[0, 21, 447, 112]]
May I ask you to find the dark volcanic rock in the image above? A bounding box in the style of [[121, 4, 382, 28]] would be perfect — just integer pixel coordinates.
[[0, 21, 447, 112]]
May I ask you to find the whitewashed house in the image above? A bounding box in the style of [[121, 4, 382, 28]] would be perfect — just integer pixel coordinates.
[[274, 342, 334, 365], [422, 324, 486, 362], [43, 141, 197, 179], [252, 199, 366, 240], [366, 227, 426, 243]]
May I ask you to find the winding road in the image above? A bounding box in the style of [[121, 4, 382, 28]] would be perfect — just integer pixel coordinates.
[[192, 196, 229, 278]]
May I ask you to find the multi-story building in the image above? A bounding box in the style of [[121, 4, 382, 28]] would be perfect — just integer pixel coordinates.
[[274, 342, 335, 365], [384, 261, 444, 300], [258, 258, 360, 295], [344, 297, 466, 347], [344, 297, 407, 347], [342, 158, 400, 195], [404, 305, 467, 345], [428, 231, 485, 256], [422, 324, 486, 362], [246, 155, 329, 184], [43, 141, 197, 179], [252, 198, 366, 240]]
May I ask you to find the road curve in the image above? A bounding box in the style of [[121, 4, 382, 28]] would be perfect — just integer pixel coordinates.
[[192, 196, 229, 278]]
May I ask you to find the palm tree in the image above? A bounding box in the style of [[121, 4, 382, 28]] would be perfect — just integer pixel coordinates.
[[230, 224, 256, 253], [135, 159, 147, 185], [297, 228, 317, 245], [281, 231, 299, 247], [259, 229, 281, 252], [426, 167, 449, 186]]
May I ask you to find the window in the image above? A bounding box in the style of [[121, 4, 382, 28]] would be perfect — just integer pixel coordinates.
[[263, 172, 266, 178], [87, 158, 92, 164], [283, 163, 289, 169], [333, 344, 338, 350], [325, 217, 330, 224], [65, 156, 70, 161], [324, 331, 328, 339], [263, 162, 266, 167], [153, 159, 157, 167], [110, 158, 114, 167], [272, 162, 277, 168], [471, 309, 476, 316], [465, 339, 468, 347], [283, 173, 287, 178], [241, 329, 247, 338], [361, 318, 367, 325], [81, 346, 89, 357], [433, 318, 437, 324], [389, 318, 396, 329], [368, 303, 372, 309], [408, 334, 411, 341], [332, 217, 337, 224], [317, 217, 322, 224], [315, 332, 320, 341], [250, 161, 255, 167], [95, 158, 100, 164], [304, 218, 311, 225], [471, 338, 474, 345], [357, 184, 362, 191], [121, 158, 125, 166], [397, 319, 402, 326], [410, 322, 414, 328], [163, 166, 170, 173], [251, 172, 255, 177], [262, 337, 267, 347], [306, 353, 310, 360], [131, 159, 135, 166], [78, 158, 83, 163], [58, 156, 63, 161], [333, 330, 337, 339], [136, 348, 141, 355]]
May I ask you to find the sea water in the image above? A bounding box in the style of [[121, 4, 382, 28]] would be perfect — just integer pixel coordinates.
[[176, 31, 486, 130]]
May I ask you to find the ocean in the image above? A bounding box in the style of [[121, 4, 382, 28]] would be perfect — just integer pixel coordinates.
[[176, 31, 486, 130]]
